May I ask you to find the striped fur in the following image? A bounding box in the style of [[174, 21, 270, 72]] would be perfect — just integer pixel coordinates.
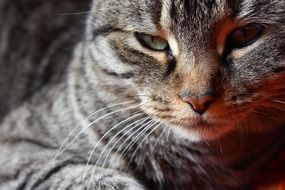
[[0, 0, 285, 190]]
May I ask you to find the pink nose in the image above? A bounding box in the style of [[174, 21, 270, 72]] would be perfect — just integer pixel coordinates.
[[180, 95, 216, 114]]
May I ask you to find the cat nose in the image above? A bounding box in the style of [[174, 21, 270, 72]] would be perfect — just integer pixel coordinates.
[[180, 94, 216, 114]]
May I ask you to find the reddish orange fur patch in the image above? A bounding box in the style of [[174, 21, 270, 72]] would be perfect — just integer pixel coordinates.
[[254, 151, 285, 190], [215, 19, 241, 55]]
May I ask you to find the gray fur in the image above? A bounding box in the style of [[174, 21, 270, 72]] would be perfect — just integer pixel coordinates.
[[0, 0, 285, 190]]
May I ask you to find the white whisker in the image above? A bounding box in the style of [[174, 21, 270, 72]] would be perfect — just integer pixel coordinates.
[[58, 11, 92, 16], [111, 120, 157, 170], [82, 112, 143, 185], [167, 126, 171, 142], [93, 119, 154, 189], [92, 118, 151, 189], [98, 117, 150, 171], [273, 100, 285, 104], [126, 122, 162, 169], [57, 101, 149, 160], [53, 100, 136, 160], [153, 126, 167, 150]]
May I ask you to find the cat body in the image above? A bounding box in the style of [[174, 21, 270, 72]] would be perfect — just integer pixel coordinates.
[[0, 0, 285, 190]]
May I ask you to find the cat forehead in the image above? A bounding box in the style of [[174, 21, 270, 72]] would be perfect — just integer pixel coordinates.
[[91, 0, 284, 39], [159, 0, 229, 38]]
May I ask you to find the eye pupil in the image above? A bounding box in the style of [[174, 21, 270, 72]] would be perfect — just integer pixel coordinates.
[[227, 24, 265, 49], [135, 32, 169, 52]]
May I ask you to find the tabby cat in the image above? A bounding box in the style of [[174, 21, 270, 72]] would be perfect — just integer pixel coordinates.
[[0, 0, 284, 189]]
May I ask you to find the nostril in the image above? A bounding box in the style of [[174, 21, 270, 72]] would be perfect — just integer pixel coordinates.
[[180, 94, 216, 114]]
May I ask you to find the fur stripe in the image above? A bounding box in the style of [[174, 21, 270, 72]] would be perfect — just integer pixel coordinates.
[[92, 25, 123, 40], [15, 171, 35, 190], [30, 161, 72, 190], [101, 69, 134, 79], [148, 0, 163, 26]]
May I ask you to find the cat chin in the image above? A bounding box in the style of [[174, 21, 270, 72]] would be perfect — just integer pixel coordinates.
[[170, 122, 235, 142]]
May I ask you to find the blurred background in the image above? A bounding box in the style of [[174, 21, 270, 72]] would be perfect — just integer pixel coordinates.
[[0, 0, 91, 121]]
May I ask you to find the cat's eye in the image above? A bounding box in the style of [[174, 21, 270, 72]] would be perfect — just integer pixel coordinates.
[[135, 33, 169, 51], [227, 24, 266, 49]]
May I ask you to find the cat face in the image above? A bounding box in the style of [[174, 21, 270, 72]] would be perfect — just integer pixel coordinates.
[[87, 0, 285, 140]]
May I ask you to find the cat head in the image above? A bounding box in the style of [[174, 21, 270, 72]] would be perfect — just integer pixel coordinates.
[[85, 0, 285, 141]]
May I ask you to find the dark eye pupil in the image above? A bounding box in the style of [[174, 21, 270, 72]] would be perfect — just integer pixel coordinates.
[[227, 24, 265, 49]]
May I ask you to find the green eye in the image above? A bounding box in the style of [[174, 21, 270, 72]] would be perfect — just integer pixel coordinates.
[[135, 32, 169, 51]]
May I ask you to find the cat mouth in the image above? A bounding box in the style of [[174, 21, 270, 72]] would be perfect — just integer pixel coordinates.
[[166, 118, 232, 141], [167, 116, 237, 141], [175, 113, 236, 128], [174, 117, 217, 128]]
